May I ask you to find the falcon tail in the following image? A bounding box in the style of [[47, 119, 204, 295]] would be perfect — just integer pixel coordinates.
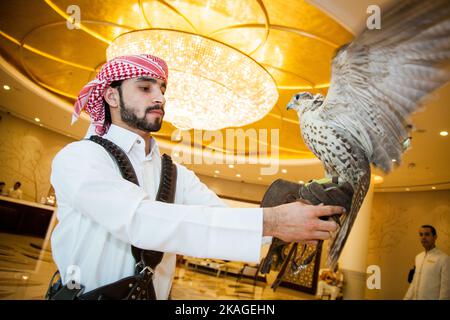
[[326, 172, 371, 270]]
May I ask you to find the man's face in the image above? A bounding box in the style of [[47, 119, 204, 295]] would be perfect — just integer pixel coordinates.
[[419, 227, 436, 250], [14, 183, 20, 190], [116, 76, 166, 132]]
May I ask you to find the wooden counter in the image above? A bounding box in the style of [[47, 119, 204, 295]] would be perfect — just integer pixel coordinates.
[[0, 195, 56, 238]]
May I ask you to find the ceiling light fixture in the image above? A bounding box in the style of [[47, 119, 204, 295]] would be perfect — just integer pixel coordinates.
[[34, 117, 40, 122], [173, 130, 183, 141], [236, 173, 241, 178], [440, 131, 448, 136], [228, 164, 234, 169], [3, 85, 10, 90], [373, 175, 384, 184], [107, 29, 278, 131], [281, 169, 287, 173]]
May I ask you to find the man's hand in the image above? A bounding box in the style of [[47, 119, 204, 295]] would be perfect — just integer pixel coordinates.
[[259, 178, 353, 275], [263, 201, 345, 244]]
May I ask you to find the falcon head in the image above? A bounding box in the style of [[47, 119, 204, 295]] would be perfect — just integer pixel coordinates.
[[287, 92, 324, 113]]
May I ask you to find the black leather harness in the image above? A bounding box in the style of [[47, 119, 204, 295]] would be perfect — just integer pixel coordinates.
[[46, 135, 177, 300]]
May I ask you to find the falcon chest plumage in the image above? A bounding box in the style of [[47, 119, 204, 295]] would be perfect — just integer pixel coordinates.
[[301, 108, 365, 186]]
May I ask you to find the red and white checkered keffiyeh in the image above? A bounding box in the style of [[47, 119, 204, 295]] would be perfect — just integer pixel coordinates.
[[72, 54, 168, 135]]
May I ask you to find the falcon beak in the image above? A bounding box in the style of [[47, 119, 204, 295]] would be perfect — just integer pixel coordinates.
[[286, 103, 294, 110]]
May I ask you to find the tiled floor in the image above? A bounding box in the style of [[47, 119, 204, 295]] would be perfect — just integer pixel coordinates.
[[0, 232, 314, 300], [171, 267, 314, 300], [0, 233, 56, 299]]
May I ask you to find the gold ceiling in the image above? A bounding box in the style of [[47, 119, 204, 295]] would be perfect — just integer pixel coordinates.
[[0, 0, 353, 159]]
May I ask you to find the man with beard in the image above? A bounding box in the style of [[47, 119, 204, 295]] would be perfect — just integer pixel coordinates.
[[49, 54, 347, 300], [404, 225, 450, 300]]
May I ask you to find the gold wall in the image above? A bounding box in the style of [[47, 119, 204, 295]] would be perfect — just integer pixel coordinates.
[[0, 111, 74, 202]]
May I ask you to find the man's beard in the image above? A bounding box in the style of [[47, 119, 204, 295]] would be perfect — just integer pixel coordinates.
[[118, 89, 164, 132]]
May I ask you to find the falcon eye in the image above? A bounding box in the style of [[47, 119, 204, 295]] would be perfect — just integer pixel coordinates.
[[295, 94, 300, 100]]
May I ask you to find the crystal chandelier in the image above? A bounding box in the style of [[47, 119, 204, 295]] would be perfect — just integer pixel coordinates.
[[106, 29, 278, 131]]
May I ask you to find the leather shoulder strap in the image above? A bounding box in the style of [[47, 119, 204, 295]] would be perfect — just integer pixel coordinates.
[[88, 136, 177, 199], [156, 154, 177, 203], [89, 135, 140, 185], [88, 135, 177, 271]]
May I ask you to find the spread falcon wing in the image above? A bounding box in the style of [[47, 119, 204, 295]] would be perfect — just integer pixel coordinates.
[[287, 0, 450, 269]]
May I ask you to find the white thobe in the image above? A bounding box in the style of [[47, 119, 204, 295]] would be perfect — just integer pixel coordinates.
[[50, 124, 270, 299], [8, 188, 23, 199], [404, 247, 450, 300]]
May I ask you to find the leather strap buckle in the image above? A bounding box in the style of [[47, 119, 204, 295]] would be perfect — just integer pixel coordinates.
[[140, 266, 155, 276]]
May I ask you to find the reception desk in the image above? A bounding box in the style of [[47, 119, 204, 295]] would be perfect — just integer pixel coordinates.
[[0, 195, 56, 238]]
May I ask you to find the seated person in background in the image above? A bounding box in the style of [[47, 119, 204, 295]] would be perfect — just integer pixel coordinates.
[[0, 181, 6, 196], [316, 263, 344, 300], [8, 181, 23, 200]]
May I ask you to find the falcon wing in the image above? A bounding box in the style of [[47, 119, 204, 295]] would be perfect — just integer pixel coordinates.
[[323, 0, 450, 173], [313, 0, 450, 268]]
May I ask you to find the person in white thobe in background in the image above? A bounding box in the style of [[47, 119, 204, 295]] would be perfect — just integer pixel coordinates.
[[404, 225, 450, 300]]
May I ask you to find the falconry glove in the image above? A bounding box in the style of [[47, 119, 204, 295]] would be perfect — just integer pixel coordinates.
[[259, 178, 353, 274]]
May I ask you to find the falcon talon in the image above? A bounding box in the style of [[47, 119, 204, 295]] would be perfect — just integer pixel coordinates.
[[305, 177, 333, 186]]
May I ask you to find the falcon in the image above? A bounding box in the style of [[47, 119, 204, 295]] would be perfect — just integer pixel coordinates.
[[287, 0, 450, 269]]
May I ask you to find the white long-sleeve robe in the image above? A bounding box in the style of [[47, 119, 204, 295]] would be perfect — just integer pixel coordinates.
[[404, 247, 450, 300], [50, 124, 270, 299]]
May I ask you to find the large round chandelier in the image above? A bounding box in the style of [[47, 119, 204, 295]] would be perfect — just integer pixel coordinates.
[[106, 29, 278, 131]]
